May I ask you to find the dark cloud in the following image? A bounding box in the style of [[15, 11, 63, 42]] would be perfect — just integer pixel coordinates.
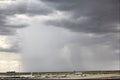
[[42, 0, 120, 34], [0, 0, 54, 54], [0, 3, 26, 35], [1, 0, 119, 35], [20, 0, 120, 71], [0, 0, 119, 71], [0, 0, 119, 35], [0, 0, 53, 36]]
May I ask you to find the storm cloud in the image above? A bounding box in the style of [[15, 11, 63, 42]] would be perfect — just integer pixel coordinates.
[[0, 0, 53, 35], [0, 0, 119, 35], [0, 0, 119, 71], [0, 0, 53, 53], [42, 0, 120, 34]]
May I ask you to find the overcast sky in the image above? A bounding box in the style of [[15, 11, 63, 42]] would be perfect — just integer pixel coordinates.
[[0, 0, 119, 72]]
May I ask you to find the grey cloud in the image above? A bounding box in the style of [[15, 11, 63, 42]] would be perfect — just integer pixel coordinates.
[[0, 0, 119, 71], [0, 0, 54, 55], [0, 27, 15, 35], [25, 2, 53, 16], [0, 4, 27, 35], [20, 0, 119, 71], [0, 47, 19, 53], [42, 0, 120, 34], [20, 25, 119, 71], [0, 0, 52, 16], [72, 33, 119, 48], [0, 0, 53, 36], [63, 33, 120, 70], [0, 24, 27, 35]]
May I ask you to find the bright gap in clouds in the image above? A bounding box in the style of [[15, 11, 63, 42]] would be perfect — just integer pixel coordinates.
[[0, 36, 11, 49], [0, 52, 22, 72], [0, 36, 22, 72]]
